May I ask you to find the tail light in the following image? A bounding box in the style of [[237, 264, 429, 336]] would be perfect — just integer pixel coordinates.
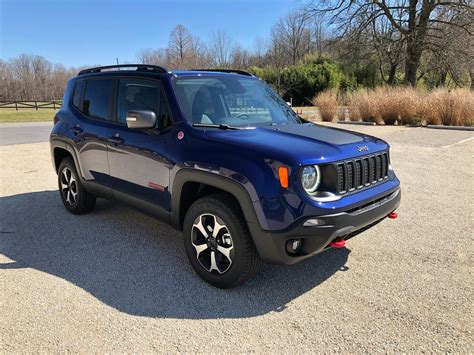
[[53, 115, 59, 125]]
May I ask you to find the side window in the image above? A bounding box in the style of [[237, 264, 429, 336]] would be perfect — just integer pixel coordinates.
[[72, 80, 84, 109], [117, 79, 172, 129], [159, 88, 173, 130], [117, 79, 159, 125], [82, 79, 112, 120]]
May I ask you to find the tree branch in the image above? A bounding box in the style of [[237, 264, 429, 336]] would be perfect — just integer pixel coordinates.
[[428, 19, 473, 34], [373, 0, 409, 34]]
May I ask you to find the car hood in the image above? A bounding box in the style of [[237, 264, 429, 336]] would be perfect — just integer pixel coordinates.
[[203, 123, 389, 165]]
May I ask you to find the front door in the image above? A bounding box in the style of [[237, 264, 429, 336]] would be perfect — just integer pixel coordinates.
[[107, 78, 174, 212]]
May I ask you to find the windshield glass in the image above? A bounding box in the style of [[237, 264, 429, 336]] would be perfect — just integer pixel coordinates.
[[171, 76, 301, 127]]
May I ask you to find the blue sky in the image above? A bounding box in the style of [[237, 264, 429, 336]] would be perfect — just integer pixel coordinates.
[[0, 0, 298, 67]]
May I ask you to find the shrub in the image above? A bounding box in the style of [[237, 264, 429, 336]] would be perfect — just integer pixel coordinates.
[[249, 60, 355, 106], [312, 89, 339, 122]]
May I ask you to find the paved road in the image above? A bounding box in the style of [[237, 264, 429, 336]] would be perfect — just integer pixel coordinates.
[[0, 122, 52, 145], [0, 125, 473, 352]]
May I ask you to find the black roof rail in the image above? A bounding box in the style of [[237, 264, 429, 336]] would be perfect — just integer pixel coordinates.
[[191, 68, 254, 77], [78, 64, 169, 76]]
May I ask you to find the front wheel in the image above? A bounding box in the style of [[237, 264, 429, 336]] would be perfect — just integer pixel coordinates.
[[183, 194, 261, 288]]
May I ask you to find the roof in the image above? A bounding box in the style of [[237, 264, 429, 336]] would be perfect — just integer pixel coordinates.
[[77, 65, 254, 78]]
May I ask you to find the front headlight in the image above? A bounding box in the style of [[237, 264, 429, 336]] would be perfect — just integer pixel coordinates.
[[301, 165, 321, 195]]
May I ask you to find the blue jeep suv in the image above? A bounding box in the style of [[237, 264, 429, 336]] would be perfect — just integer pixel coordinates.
[[50, 64, 401, 288]]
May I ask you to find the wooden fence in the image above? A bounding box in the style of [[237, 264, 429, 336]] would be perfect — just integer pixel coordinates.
[[0, 101, 62, 110]]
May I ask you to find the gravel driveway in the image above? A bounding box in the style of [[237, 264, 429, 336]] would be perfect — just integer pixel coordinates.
[[1, 124, 472, 352]]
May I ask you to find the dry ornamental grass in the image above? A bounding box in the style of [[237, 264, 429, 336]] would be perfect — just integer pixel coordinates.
[[314, 87, 473, 126], [419, 88, 473, 126], [347, 89, 383, 124], [312, 89, 339, 122]]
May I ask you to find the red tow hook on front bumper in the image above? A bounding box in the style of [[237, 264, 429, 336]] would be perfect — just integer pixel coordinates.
[[388, 211, 399, 219], [329, 239, 346, 248], [330, 211, 399, 249]]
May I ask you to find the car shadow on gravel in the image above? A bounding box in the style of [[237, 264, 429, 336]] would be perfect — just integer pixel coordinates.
[[0, 191, 350, 319]]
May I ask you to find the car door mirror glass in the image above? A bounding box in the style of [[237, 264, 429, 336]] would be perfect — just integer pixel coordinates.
[[126, 110, 157, 129]]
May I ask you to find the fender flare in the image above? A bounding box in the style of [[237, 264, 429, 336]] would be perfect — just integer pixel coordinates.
[[50, 137, 112, 199], [170, 168, 266, 231], [50, 137, 81, 175]]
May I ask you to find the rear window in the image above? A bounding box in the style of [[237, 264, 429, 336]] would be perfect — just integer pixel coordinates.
[[72, 81, 84, 109], [82, 79, 112, 120]]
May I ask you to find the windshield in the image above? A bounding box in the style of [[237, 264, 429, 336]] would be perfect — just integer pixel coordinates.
[[171, 76, 301, 128]]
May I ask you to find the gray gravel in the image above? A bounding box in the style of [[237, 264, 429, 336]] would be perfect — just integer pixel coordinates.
[[0, 124, 472, 352]]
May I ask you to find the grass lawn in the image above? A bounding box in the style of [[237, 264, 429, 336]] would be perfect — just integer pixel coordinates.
[[0, 106, 315, 124], [0, 109, 57, 123]]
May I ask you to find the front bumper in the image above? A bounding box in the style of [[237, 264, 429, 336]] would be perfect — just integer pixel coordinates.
[[249, 187, 401, 265]]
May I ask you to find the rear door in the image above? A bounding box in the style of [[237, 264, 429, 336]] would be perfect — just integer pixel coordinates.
[[107, 77, 174, 213], [69, 78, 113, 192]]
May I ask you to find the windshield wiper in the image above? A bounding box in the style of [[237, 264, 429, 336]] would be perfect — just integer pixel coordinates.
[[268, 122, 290, 126], [192, 123, 244, 130]]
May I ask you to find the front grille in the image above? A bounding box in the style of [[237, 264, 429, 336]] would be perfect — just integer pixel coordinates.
[[336, 152, 389, 194]]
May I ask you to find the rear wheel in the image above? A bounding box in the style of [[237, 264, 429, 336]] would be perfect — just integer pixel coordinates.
[[58, 157, 96, 214], [183, 194, 261, 288]]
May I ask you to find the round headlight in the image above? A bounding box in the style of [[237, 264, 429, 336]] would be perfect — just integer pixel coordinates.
[[301, 165, 320, 194]]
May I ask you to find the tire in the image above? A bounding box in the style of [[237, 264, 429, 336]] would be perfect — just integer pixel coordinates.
[[183, 193, 261, 288], [57, 157, 96, 214]]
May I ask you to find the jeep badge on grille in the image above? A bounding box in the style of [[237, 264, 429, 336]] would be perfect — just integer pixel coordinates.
[[357, 145, 369, 152]]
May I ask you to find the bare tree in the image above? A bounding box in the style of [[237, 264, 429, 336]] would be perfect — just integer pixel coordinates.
[[188, 36, 211, 68], [230, 44, 251, 69], [0, 59, 15, 100], [168, 24, 195, 68], [419, 8, 473, 87], [251, 36, 269, 66], [267, 29, 291, 95], [138, 48, 168, 66], [273, 10, 311, 65], [369, 16, 405, 85], [1, 54, 77, 100], [306, 0, 473, 86], [311, 17, 327, 60], [209, 30, 235, 68]]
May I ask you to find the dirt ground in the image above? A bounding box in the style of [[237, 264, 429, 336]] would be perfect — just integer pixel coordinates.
[[1, 124, 473, 352]]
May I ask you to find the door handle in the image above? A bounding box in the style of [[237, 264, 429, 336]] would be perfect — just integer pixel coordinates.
[[69, 125, 83, 134], [107, 133, 124, 145]]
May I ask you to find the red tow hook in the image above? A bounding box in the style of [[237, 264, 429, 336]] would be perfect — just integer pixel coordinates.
[[329, 239, 346, 249], [388, 211, 399, 219]]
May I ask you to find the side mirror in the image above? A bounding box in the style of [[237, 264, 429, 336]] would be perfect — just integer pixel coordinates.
[[126, 110, 157, 129]]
